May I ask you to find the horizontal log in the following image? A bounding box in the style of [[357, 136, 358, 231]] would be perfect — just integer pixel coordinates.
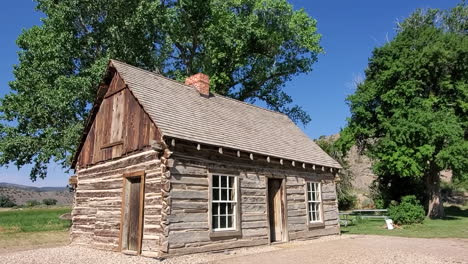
[[321, 183, 336, 193], [287, 210, 307, 217], [171, 201, 208, 210], [167, 238, 269, 256], [170, 222, 209, 231], [322, 192, 336, 201], [242, 188, 266, 196], [288, 216, 307, 224], [168, 213, 208, 223], [169, 231, 211, 245], [171, 164, 207, 176], [172, 175, 208, 186], [241, 196, 266, 204], [289, 226, 339, 241], [242, 227, 268, 238], [242, 213, 267, 222], [241, 204, 267, 213], [324, 211, 338, 220], [241, 180, 266, 188], [171, 190, 208, 200], [241, 221, 268, 229], [78, 150, 158, 174]]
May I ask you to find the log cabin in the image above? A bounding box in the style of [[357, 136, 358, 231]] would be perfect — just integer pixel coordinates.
[[70, 60, 342, 258]]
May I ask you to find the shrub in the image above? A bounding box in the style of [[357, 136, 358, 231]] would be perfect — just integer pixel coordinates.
[[338, 190, 357, 210], [42, 198, 58, 206], [373, 197, 385, 209], [388, 195, 425, 225], [0, 195, 16, 207], [25, 200, 41, 207]]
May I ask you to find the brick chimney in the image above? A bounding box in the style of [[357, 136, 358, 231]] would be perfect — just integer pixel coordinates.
[[185, 73, 210, 96]]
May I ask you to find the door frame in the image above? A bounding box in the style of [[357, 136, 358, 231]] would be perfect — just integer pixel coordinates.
[[265, 176, 289, 243], [119, 170, 145, 254]]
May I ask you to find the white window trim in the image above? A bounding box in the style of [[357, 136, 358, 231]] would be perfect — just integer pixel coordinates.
[[305, 181, 324, 225], [208, 172, 242, 237]]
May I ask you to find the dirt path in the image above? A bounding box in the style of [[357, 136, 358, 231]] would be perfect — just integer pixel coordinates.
[[213, 235, 468, 264], [0, 231, 69, 254], [0, 235, 466, 264]]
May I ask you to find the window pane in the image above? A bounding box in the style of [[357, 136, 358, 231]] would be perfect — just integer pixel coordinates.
[[227, 215, 233, 228], [227, 203, 234, 214], [221, 176, 227, 188], [213, 188, 219, 201], [213, 175, 219, 187], [212, 214, 219, 229], [228, 188, 236, 201], [220, 214, 226, 228], [315, 204, 320, 221], [221, 188, 227, 200], [307, 191, 312, 201], [229, 177, 235, 189], [220, 202, 227, 215]]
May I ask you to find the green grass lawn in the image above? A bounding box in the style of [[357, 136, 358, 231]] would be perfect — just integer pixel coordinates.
[[0, 207, 71, 233], [0, 207, 72, 251], [341, 204, 468, 238]]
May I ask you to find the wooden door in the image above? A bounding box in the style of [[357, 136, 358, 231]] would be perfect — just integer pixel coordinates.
[[121, 172, 144, 254], [268, 178, 284, 242]]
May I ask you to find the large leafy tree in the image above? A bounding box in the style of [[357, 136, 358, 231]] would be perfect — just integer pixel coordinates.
[[340, 3, 468, 218], [0, 0, 322, 180]]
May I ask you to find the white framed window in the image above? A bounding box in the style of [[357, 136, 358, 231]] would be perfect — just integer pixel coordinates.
[[306, 182, 322, 223], [211, 174, 237, 231]]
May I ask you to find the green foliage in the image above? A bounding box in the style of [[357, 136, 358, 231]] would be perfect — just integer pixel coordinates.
[[25, 200, 41, 207], [42, 198, 58, 206], [0, 0, 323, 180], [388, 195, 426, 225], [343, 2, 468, 216], [338, 191, 357, 210], [0, 195, 16, 208], [316, 136, 357, 210], [0, 207, 71, 233]]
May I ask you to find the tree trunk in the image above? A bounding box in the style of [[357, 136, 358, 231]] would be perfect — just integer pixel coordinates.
[[425, 167, 445, 218]]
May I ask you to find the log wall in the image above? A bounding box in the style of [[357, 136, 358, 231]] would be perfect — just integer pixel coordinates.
[[165, 141, 340, 256], [71, 149, 164, 258]]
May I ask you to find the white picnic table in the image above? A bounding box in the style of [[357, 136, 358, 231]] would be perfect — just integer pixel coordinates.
[[339, 209, 388, 226]]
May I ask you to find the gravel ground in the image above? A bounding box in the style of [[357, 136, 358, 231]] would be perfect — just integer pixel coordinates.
[[0, 235, 466, 264]]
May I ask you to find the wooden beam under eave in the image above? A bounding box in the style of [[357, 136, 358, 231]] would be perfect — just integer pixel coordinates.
[[280, 159, 284, 165], [291, 161, 295, 167], [197, 144, 201, 150], [302, 163, 306, 169], [249, 153, 254, 160], [237, 150, 241, 157], [218, 147, 223, 154], [266, 156, 270, 163], [171, 139, 176, 147]]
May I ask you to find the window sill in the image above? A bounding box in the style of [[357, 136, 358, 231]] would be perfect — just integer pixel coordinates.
[[308, 222, 325, 229], [209, 230, 242, 239]]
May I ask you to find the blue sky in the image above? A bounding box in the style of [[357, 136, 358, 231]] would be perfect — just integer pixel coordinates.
[[0, 0, 460, 187]]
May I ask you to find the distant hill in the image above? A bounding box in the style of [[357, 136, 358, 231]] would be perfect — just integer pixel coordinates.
[[0, 182, 68, 192], [0, 182, 73, 205]]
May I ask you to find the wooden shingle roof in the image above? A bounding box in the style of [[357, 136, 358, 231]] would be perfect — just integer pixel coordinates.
[[110, 60, 340, 169]]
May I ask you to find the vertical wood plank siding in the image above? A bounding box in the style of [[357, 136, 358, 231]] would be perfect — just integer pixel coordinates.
[[77, 73, 161, 168]]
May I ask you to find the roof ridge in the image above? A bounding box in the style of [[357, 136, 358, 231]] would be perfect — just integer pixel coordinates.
[[110, 59, 291, 120]]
